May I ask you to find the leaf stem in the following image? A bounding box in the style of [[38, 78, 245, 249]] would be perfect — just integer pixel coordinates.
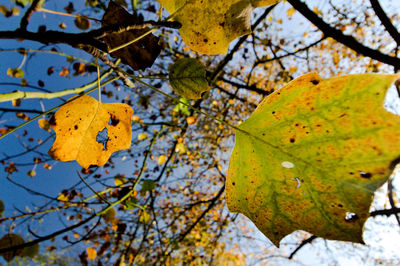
[[0, 76, 118, 140], [97, 131, 160, 216]]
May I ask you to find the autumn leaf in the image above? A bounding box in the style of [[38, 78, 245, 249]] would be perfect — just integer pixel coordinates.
[[0, 234, 24, 262], [7, 68, 24, 78], [158, 0, 281, 54], [101, 1, 161, 70], [86, 247, 97, 260], [48, 95, 133, 168], [158, 154, 167, 165], [38, 118, 51, 132], [21, 243, 39, 258], [169, 58, 209, 99], [103, 208, 116, 223], [74, 16, 91, 30], [226, 73, 400, 246]]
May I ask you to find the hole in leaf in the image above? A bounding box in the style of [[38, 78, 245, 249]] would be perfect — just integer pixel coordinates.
[[359, 171, 372, 178], [96, 127, 109, 151], [345, 212, 358, 222], [281, 161, 294, 168]]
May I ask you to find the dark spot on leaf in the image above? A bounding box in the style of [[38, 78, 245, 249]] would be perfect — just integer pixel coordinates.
[[74, 125, 78, 130], [338, 204, 343, 208], [349, 172, 354, 175], [203, 38, 208, 43], [109, 115, 119, 126], [272, 111, 276, 114], [290, 138, 295, 143], [359, 171, 372, 178], [232, 182, 235, 186], [311, 79, 319, 85]]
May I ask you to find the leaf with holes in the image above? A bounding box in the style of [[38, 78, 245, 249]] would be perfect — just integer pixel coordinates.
[[169, 58, 209, 99], [158, 0, 280, 54], [226, 73, 400, 246], [48, 95, 133, 168]]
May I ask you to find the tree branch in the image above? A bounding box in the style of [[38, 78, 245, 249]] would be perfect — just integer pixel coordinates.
[[288, 235, 317, 259], [287, 0, 400, 69], [369, 0, 400, 47]]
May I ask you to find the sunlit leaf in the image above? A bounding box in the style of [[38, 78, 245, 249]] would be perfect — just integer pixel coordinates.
[[86, 247, 97, 260], [7, 68, 24, 78], [48, 95, 133, 168], [114, 174, 126, 186], [158, 154, 167, 165], [169, 58, 209, 99], [227, 73, 400, 246], [138, 133, 148, 141], [158, 0, 281, 54], [38, 118, 51, 132]]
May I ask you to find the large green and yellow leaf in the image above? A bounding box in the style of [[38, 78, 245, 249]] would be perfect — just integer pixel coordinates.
[[158, 0, 280, 54], [226, 73, 400, 246]]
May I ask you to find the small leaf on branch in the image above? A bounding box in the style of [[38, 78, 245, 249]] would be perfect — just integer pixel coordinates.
[[86, 247, 97, 260], [101, 1, 161, 70], [0, 234, 25, 262], [7, 68, 24, 78], [226, 73, 400, 246], [169, 58, 209, 99], [48, 95, 133, 168], [74, 16, 91, 30]]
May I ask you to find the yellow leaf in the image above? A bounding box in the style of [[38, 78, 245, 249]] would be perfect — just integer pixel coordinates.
[[57, 192, 68, 202], [132, 115, 140, 123], [175, 143, 186, 154], [158, 0, 281, 54], [158, 154, 167, 165], [287, 7, 296, 18], [38, 118, 51, 132], [186, 116, 196, 125], [86, 247, 97, 260], [114, 174, 126, 186], [138, 133, 148, 141], [48, 95, 133, 168]]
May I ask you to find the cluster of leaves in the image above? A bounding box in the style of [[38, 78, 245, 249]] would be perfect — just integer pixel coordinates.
[[1, 0, 400, 264]]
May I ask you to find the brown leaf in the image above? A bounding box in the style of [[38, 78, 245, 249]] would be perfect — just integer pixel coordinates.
[[73, 62, 87, 76], [12, 98, 21, 107], [74, 16, 91, 30], [101, 1, 161, 70], [64, 2, 75, 14]]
